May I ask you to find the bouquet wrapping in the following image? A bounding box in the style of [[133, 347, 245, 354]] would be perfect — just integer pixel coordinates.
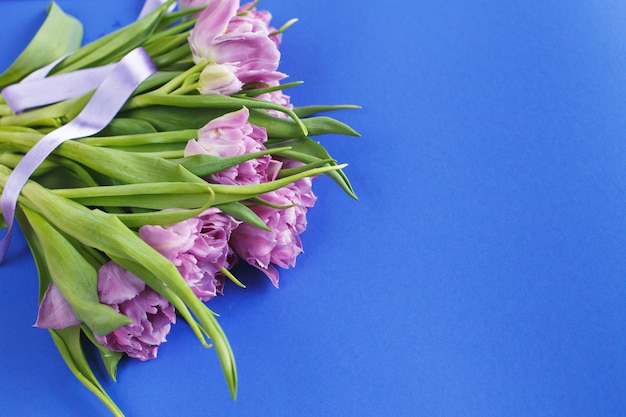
[[0, 0, 358, 415]]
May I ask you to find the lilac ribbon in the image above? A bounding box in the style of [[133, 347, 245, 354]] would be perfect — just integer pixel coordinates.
[[3, 0, 175, 114], [3, 64, 115, 114], [22, 55, 65, 82], [0, 47, 156, 262], [2, 0, 175, 114]]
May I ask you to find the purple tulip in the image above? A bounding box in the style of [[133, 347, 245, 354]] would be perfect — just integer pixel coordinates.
[[237, 2, 283, 47], [230, 172, 317, 287], [35, 283, 81, 329], [184, 107, 281, 185], [139, 208, 240, 301], [189, 0, 284, 89], [94, 262, 176, 361]]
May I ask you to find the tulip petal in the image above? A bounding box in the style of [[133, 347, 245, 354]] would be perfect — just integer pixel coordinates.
[[35, 283, 81, 329], [98, 262, 145, 305], [189, 0, 239, 63]]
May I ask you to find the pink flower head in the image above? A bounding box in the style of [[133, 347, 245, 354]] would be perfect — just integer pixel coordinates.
[[237, 2, 283, 47], [139, 208, 240, 301], [184, 107, 281, 185], [189, 0, 238, 55], [230, 173, 317, 287], [94, 262, 176, 361], [189, 0, 284, 88]]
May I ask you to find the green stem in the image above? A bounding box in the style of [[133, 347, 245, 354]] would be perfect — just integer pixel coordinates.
[[78, 129, 197, 147], [0, 152, 58, 175], [239, 81, 303, 97], [239, 0, 261, 14], [0, 104, 13, 116], [0, 164, 237, 399], [56, 157, 100, 187], [131, 150, 185, 159], [49, 328, 125, 417], [152, 43, 193, 68], [173, 81, 200, 96], [152, 62, 206, 95], [270, 18, 299, 36], [0, 130, 203, 185], [0, 95, 89, 128]]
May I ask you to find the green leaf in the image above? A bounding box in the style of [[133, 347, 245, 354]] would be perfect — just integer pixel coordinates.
[[62, 142, 204, 185], [108, 256, 238, 400], [208, 164, 349, 204], [246, 196, 295, 210], [122, 105, 360, 139], [152, 44, 194, 69], [52, 164, 350, 210], [50, 326, 124, 417], [239, 81, 303, 97], [0, 152, 58, 176], [0, 166, 238, 399], [82, 326, 124, 382], [248, 109, 361, 138], [149, 14, 196, 42], [0, 94, 90, 129], [14, 209, 52, 300], [22, 207, 132, 336], [0, 130, 203, 185], [52, 182, 214, 210], [156, 6, 204, 29], [176, 146, 291, 177], [134, 71, 182, 95], [53, 184, 269, 230], [126, 93, 309, 136], [269, 137, 357, 199], [0, 2, 83, 88], [216, 201, 270, 231], [98, 118, 158, 136], [35, 165, 90, 190], [277, 159, 336, 178], [115, 206, 211, 228], [83, 129, 197, 147], [95, 145, 185, 156], [144, 32, 191, 59], [54, 0, 174, 73], [122, 106, 223, 131], [293, 104, 361, 118]]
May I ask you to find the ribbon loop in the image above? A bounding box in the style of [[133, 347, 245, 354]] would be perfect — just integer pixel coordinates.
[[0, 47, 156, 263]]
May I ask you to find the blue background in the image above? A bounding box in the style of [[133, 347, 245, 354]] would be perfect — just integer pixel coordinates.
[[2, 0, 626, 416]]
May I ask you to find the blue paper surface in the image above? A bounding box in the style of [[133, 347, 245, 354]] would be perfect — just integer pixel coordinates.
[[2, 1, 626, 416]]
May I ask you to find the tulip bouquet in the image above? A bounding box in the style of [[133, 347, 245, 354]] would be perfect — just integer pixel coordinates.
[[0, 0, 358, 415]]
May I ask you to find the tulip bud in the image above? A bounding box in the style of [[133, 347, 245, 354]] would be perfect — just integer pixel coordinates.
[[198, 63, 243, 96]]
